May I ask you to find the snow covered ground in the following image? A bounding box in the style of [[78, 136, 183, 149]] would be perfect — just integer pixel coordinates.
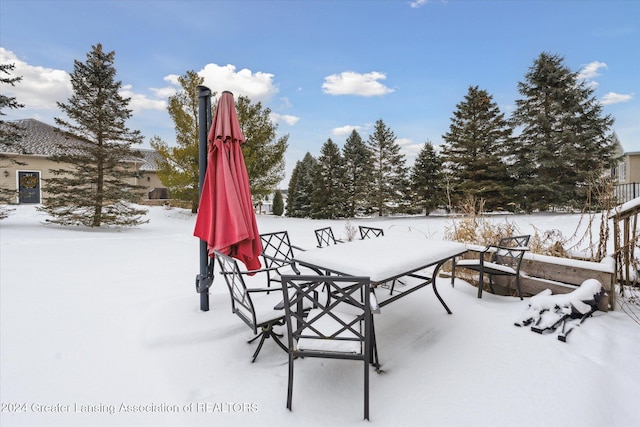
[[1, 205, 638, 427]]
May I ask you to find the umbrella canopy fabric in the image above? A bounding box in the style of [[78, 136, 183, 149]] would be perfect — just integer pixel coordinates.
[[194, 91, 263, 271]]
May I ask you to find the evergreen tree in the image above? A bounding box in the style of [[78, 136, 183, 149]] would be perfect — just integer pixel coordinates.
[[151, 70, 205, 212], [285, 161, 300, 217], [39, 44, 147, 227], [272, 189, 284, 216], [511, 52, 615, 211], [286, 152, 317, 218], [0, 63, 26, 219], [441, 86, 513, 211], [410, 141, 442, 215], [367, 119, 408, 216], [342, 129, 374, 217], [236, 95, 288, 203], [311, 138, 345, 219]]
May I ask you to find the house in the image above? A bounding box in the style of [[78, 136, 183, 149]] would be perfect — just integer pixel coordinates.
[[0, 119, 167, 204], [611, 132, 640, 203]]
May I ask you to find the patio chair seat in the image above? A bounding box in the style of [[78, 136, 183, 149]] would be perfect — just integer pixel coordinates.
[[456, 259, 517, 275], [297, 308, 363, 354], [250, 291, 290, 326]]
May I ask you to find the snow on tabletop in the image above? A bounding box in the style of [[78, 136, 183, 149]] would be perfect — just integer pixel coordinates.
[[294, 232, 466, 282]]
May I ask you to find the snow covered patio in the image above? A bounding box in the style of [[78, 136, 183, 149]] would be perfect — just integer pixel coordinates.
[[1, 205, 638, 426]]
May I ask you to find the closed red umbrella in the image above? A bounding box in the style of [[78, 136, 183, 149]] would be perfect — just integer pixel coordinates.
[[194, 91, 262, 271]]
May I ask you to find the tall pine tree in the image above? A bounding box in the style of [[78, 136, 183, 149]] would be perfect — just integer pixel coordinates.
[[410, 141, 443, 215], [311, 138, 345, 219], [286, 152, 317, 218], [367, 119, 407, 216], [441, 86, 513, 211], [39, 44, 147, 227], [151, 70, 205, 212], [342, 129, 374, 217], [0, 63, 26, 219], [271, 189, 284, 216], [511, 52, 615, 211]]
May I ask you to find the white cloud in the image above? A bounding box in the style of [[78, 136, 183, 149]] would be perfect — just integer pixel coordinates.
[[279, 97, 292, 109], [162, 74, 181, 86], [150, 86, 176, 99], [397, 138, 424, 167], [0, 47, 169, 118], [197, 63, 279, 103], [119, 85, 167, 113], [322, 71, 394, 97], [0, 47, 71, 110], [578, 61, 607, 80], [601, 92, 634, 105], [270, 113, 299, 126], [410, 0, 430, 8], [332, 125, 361, 136]]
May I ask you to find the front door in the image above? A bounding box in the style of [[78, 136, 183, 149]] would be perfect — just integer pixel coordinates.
[[18, 171, 41, 204]]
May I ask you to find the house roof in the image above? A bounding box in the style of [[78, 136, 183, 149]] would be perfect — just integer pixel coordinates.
[[0, 118, 83, 156], [0, 118, 160, 171], [138, 148, 162, 171]]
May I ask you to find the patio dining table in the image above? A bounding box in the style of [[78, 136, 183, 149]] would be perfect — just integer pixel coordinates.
[[293, 231, 468, 312]]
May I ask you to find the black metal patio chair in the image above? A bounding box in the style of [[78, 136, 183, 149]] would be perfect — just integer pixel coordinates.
[[260, 231, 315, 288], [314, 227, 343, 248], [359, 226, 384, 240], [453, 235, 531, 300], [214, 250, 289, 362], [280, 274, 376, 420]]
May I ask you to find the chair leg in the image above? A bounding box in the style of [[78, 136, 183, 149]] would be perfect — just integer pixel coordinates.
[[488, 274, 496, 294], [364, 356, 369, 421], [270, 329, 289, 354], [286, 353, 294, 411], [250, 324, 288, 362], [251, 332, 268, 363], [516, 277, 523, 300], [451, 260, 456, 287], [247, 333, 262, 344], [370, 316, 380, 370], [477, 269, 484, 299]]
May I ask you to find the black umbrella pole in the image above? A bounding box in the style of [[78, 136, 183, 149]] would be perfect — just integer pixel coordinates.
[[197, 85, 212, 311]]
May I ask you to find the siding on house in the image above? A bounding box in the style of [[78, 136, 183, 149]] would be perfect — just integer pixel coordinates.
[[0, 119, 166, 203], [624, 152, 640, 183]]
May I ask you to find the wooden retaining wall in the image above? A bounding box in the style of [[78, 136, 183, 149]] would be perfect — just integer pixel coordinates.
[[458, 251, 615, 311]]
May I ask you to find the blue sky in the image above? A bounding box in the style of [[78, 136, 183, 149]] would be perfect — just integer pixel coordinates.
[[1, 0, 638, 186]]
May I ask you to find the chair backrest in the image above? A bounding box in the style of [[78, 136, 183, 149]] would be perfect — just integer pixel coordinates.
[[214, 250, 258, 333], [359, 226, 384, 240], [260, 231, 295, 269], [493, 235, 531, 271], [314, 227, 338, 248], [280, 274, 371, 359]]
